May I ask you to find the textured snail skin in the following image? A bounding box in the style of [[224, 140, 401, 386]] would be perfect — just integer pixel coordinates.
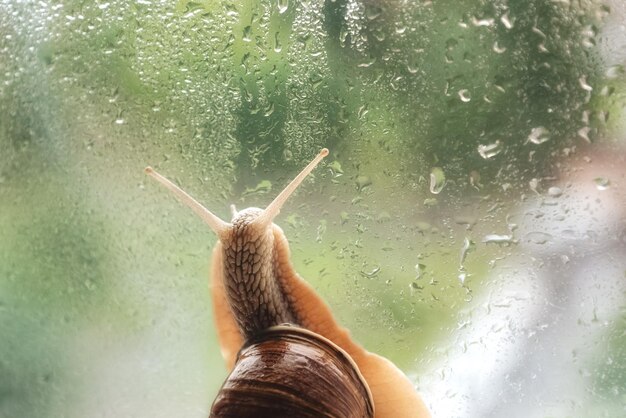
[[221, 208, 298, 336], [210, 326, 374, 418]]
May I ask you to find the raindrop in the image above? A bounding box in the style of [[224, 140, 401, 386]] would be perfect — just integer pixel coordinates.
[[605, 65, 624, 79], [578, 75, 593, 92], [274, 32, 282, 53], [600, 86, 615, 97], [416, 222, 432, 233], [355, 175, 372, 191], [357, 58, 376, 68], [529, 178, 540, 194], [525, 231, 552, 245], [446, 38, 459, 50], [360, 266, 381, 278], [500, 12, 513, 29], [493, 42, 507, 54], [243, 26, 252, 42], [458, 270, 469, 285], [242, 180, 272, 197], [277, 0, 288, 14], [594, 177, 610, 190], [357, 104, 369, 119], [471, 16, 494, 27], [477, 140, 502, 159], [365, 5, 382, 20], [547, 186, 562, 197], [483, 234, 516, 245], [578, 127, 591, 143], [458, 89, 471, 102], [328, 160, 343, 178], [316, 220, 327, 243], [469, 171, 482, 189], [429, 167, 446, 194], [415, 263, 426, 279], [528, 126, 550, 144], [455, 216, 476, 230], [410, 282, 423, 291], [459, 237, 475, 267]]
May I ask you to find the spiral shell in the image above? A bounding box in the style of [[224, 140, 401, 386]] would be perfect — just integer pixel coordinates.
[[210, 325, 374, 418]]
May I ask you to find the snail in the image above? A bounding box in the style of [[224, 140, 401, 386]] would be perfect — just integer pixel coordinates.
[[145, 149, 431, 418]]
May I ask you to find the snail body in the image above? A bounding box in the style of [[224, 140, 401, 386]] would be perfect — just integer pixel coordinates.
[[146, 149, 430, 418]]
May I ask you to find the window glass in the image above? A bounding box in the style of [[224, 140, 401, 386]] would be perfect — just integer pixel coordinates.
[[1, 1, 624, 416]]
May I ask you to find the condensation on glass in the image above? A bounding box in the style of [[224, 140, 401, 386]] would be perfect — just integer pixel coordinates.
[[0, 1, 624, 417]]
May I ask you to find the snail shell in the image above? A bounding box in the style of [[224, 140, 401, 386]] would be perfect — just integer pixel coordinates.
[[210, 325, 374, 418]]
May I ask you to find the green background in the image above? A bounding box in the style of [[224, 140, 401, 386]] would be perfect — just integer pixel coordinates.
[[1, 0, 625, 416]]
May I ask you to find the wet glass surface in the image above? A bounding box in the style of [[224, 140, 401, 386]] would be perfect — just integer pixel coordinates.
[[1, 1, 625, 417]]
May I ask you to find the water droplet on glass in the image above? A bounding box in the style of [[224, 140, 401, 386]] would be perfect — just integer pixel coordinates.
[[605, 65, 624, 79], [458, 270, 469, 285], [242, 180, 272, 197], [578, 75, 593, 91], [360, 266, 381, 278], [328, 160, 343, 178], [355, 175, 372, 191], [483, 234, 516, 245], [547, 186, 562, 197], [468, 171, 482, 189], [365, 5, 382, 20], [274, 32, 282, 53], [358, 58, 376, 68], [525, 231, 552, 245], [416, 222, 432, 233], [429, 167, 446, 194], [471, 16, 494, 27], [277, 0, 288, 14], [243, 26, 252, 42], [455, 216, 476, 230], [500, 12, 513, 29], [459, 237, 475, 267], [316, 220, 327, 243], [410, 282, 423, 291], [594, 177, 610, 190], [477, 140, 502, 159], [458, 89, 471, 102], [528, 126, 550, 144], [529, 178, 540, 194], [578, 126, 591, 143], [357, 104, 369, 119], [493, 41, 507, 54], [415, 263, 426, 279]]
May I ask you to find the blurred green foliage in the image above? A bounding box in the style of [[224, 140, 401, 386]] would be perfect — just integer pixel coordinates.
[[1, 0, 623, 417]]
